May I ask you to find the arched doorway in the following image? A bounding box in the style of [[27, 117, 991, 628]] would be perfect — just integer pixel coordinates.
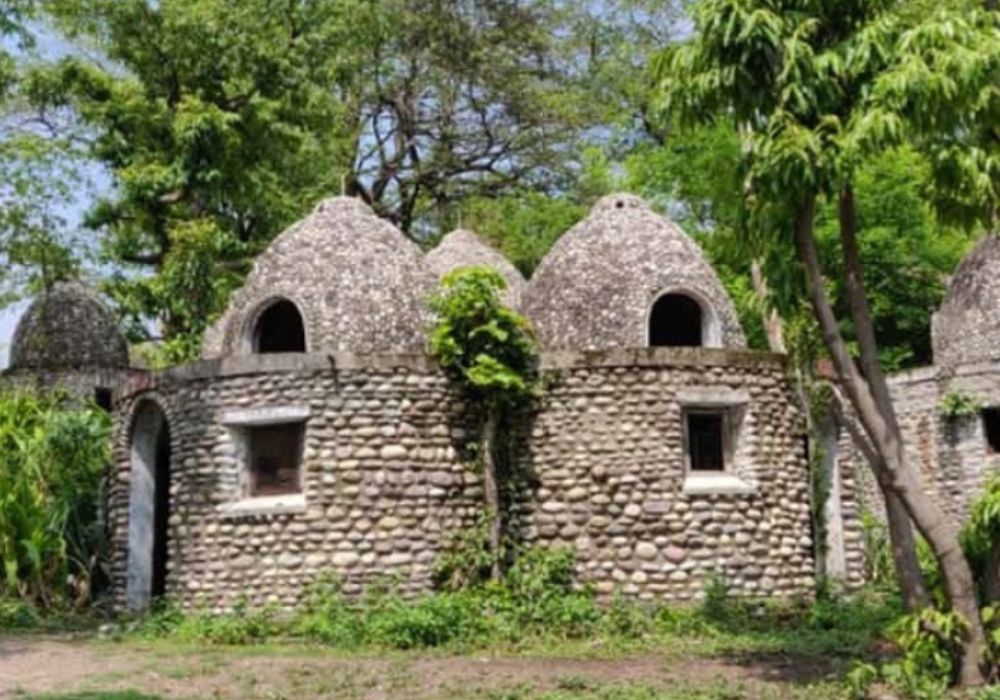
[[126, 400, 171, 611], [252, 299, 306, 353], [648, 293, 704, 347]]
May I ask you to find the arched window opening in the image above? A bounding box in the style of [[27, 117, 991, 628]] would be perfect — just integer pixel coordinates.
[[253, 299, 306, 353], [649, 293, 703, 347], [126, 401, 171, 611]]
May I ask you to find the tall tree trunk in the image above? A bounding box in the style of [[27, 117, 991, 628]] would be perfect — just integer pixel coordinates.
[[482, 410, 503, 582], [750, 258, 786, 353], [837, 184, 930, 611], [828, 387, 929, 609], [793, 196, 988, 686]]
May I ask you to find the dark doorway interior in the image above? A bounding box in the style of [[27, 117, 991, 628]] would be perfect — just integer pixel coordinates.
[[982, 407, 1000, 453], [151, 420, 171, 599], [94, 387, 113, 412], [254, 300, 306, 353], [649, 293, 703, 347]]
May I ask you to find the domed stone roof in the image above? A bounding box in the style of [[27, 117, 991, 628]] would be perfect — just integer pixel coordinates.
[[521, 193, 745, 351], [932, 233, 1000, 367], [425, 229, 527, 309], [202, 196, 435, 358], [9, 280, 129, 371]]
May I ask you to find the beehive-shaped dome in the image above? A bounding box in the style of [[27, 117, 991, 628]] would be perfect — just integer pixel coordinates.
[[202, 197, 435, 358], [425, 230, 527, 309], [9, 280, 129, 371], [522, 193, 745, 351], [932, 234, 1000, 367]]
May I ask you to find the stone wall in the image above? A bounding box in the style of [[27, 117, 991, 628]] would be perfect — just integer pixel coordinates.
[[518, 349, 814, 601], [828, 361, 1000, 590], [889, 362, 1000, 522], [2, 367, 129, 403], [109, 349, 815, 612], [109, 354, 481, 611]]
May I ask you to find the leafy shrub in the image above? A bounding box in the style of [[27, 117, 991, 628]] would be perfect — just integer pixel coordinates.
[[0, 595, 40, 629], [881, 608, 963, 699], [938, 390, 982, 421], [0, 390, 110, 610]]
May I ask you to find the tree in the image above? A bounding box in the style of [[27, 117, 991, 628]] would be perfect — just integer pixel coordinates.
[[28, 0, 650, 358], [656, 0, 998, 684], [428, 267, 539, 580], [28, 0, 354, 359], [0, 0, 88, 302]]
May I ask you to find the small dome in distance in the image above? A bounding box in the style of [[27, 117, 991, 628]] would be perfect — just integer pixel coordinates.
[[9, 280, 129, 371], [425, 229, 527, 308], [932, 234, 1000, 367]]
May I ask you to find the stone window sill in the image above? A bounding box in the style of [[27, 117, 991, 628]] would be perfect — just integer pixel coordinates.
[[218, 493, 307, 518], [682, 473, 755, 496]]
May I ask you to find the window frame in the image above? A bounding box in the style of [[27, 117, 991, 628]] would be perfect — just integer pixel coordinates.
[[676, 389, 754, 496], [220, 406, 310, 514]]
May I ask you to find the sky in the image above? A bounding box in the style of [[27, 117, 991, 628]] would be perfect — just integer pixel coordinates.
[[0, 24, 109, 369]]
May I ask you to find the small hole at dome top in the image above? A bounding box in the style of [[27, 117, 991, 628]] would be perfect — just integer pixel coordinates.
[[615, 200, 624, 208]]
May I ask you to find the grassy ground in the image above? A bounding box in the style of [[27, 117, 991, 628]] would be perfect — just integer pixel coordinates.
[[2, 633, 853, 700]]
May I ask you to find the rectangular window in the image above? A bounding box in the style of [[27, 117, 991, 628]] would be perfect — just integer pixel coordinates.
[[982, 407, 1000, 453], [247, 422, 304, 496], [686, 412, 726, 471]]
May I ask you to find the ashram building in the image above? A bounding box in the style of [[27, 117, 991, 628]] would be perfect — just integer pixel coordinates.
[[821, 235, 1000, 585], [1, 280, 131, 408], [7, 194, 823, 612]]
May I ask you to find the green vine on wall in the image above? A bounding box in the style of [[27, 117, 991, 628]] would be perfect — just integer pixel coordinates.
[[938, 390, 981, 422], [427, 266, 540, 580]]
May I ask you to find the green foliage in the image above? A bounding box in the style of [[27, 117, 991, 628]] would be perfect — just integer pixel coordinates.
[[962, 476, 1000, 600], [883, 608, 966, 699], [428, 266, 538, 411], [860, 510, 896, 590], [431, 513, 495, 591], [134, 548, 901, 664], [939, 390, 983, 421], [0, 390, 111, 610]]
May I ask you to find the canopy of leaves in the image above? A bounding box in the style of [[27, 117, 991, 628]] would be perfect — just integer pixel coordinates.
[[428, 266, 538, 410]]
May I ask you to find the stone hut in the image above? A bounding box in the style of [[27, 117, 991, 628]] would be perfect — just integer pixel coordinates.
[[107, 193, 815, 613], [2, 280, 129, 407], [523, 193, 745, 350], [201, 196, 434, 358], [826, 234, 1000, 586], [425, 229, 527, 309]]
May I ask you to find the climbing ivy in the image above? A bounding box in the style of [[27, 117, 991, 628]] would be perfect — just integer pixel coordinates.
[[428, 266, 540, 579]]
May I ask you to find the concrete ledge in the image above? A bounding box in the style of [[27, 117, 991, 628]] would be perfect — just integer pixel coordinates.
[[682, 473, 756, 496], [117, 346, 788, 400], [218, 493, 307, 519]]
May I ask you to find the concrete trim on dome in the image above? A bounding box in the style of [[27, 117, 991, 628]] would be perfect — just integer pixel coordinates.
[[522, 193, 745, 351], [239, 295, 310, 354], [644, 286, 723, 348]]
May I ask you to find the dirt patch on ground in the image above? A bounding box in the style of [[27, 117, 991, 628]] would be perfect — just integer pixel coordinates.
[[0, 636, 843, 699]]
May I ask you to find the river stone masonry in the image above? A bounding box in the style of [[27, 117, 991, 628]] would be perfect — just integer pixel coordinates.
[[108, 349, 815, 611]]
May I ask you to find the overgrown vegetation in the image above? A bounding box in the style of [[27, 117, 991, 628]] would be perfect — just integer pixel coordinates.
[[427, 266, 539, 580], [0, 390, 110, 612], [117, 547, 899, 664]]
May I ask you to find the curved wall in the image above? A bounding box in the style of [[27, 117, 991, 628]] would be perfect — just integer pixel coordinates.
[[109, 349, 814, 611]]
